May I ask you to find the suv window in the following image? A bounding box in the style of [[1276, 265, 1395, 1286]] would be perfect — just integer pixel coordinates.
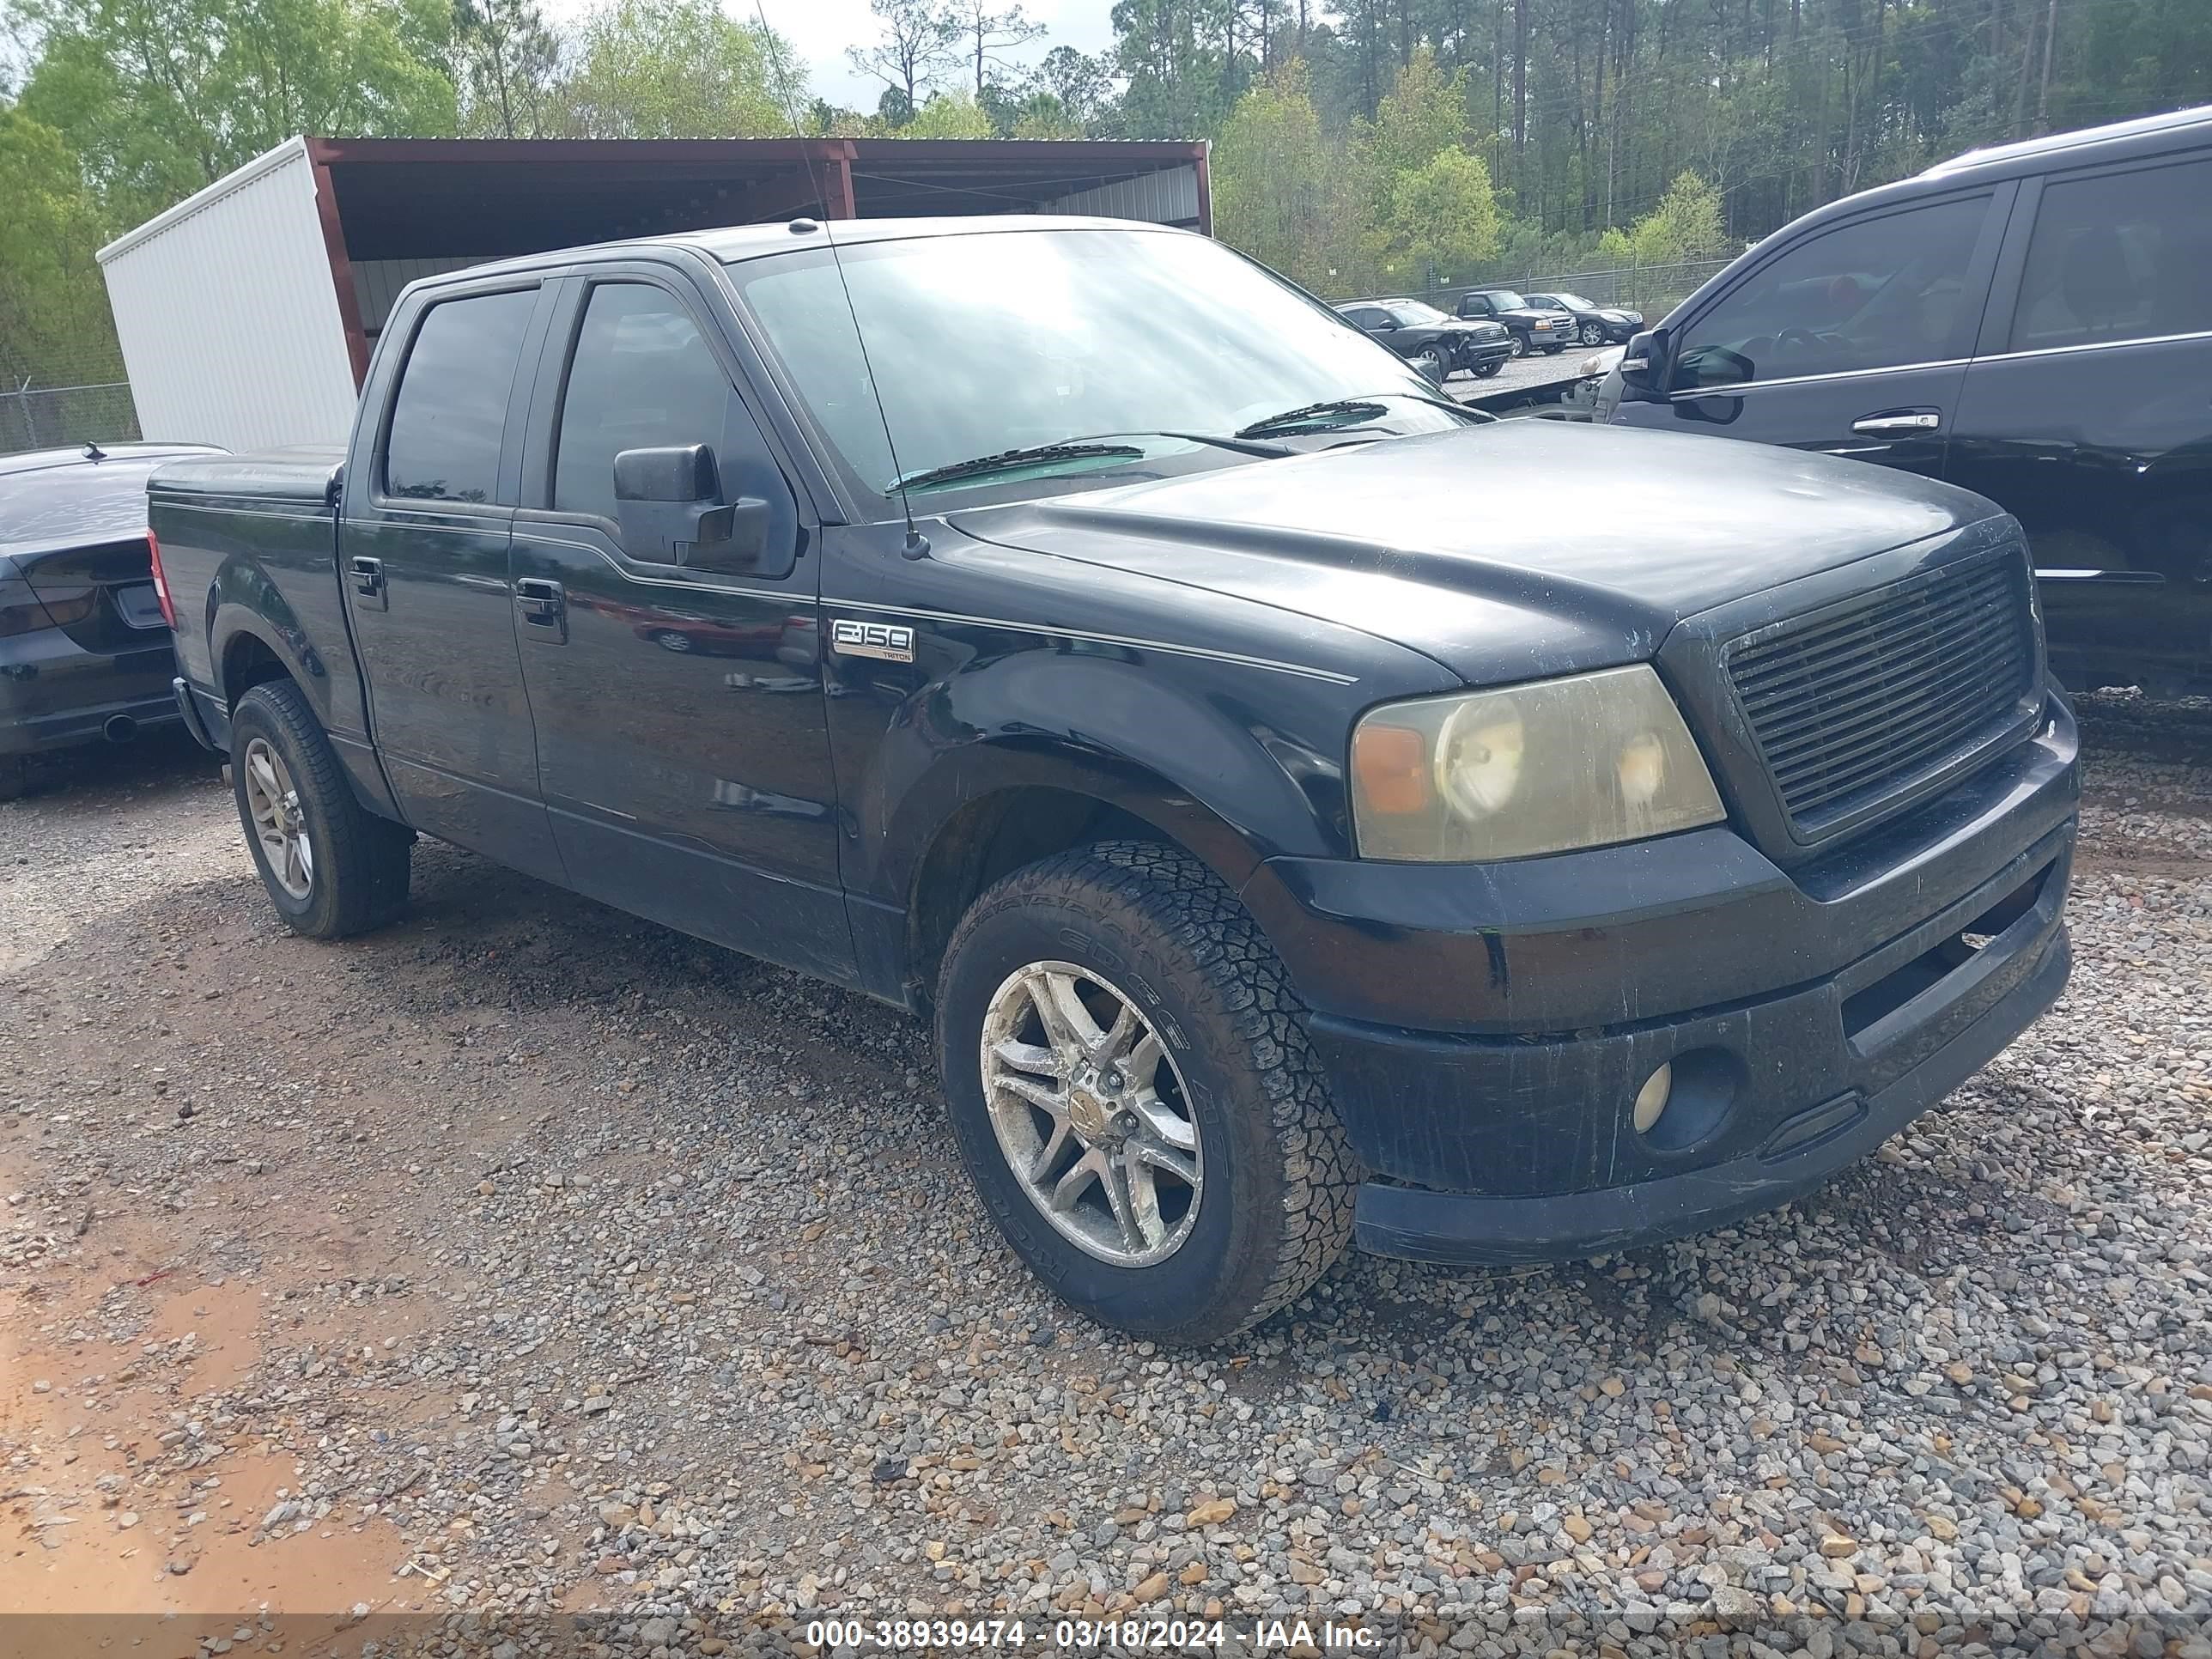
[[553, 283, 735, 526], [385, 289, 536, 504], [1673, 195, 1990, 390], [1340, 306, 1387, 329], [2010, 155, 2212, 350]]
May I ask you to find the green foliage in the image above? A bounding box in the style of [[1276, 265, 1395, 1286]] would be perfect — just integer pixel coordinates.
[[1211, 60, 1331, 289], [453, 0, 558, 139], [1357, 46, 1464, 185], [552, 0, 789, 138], [1378, 145, 1498, 283], [0, 106, 118, 385], [17, 0, 455, 222], [1608, 172, 1731, 268], [894, 88, 995, 137]]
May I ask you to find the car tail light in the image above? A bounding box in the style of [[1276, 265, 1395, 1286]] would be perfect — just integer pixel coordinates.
[[0, 576, 56, 638], [147, 529, 176, 629]]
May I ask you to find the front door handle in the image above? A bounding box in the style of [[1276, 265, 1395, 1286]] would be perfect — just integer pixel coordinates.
[[514, 577, 566, 641], [1850, 410, 1942, 435], [349, 555, 386, 610]]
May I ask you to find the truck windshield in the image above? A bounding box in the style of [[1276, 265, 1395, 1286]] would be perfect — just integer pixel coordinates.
[[724, 228, 1457, 507]]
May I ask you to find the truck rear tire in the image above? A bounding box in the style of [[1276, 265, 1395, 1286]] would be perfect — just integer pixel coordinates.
[[935, 840, 1358, 1343], [228, 680, 410, 939]]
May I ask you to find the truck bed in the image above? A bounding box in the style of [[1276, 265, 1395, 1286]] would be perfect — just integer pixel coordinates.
[[149, 446, 392, 815]]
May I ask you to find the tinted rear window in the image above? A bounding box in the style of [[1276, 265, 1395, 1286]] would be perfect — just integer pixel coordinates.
[[0, 461, 165, 556], [385, 289, 537, 505]]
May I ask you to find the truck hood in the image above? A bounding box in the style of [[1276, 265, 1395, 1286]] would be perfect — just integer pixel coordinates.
[[951, 420, 2001, 684]]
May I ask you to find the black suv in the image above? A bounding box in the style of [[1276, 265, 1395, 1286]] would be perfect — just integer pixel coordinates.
[[1334, 298, 1512, 380], [1456, 288, 1578, 356], [1605, 103, 2212, 693]]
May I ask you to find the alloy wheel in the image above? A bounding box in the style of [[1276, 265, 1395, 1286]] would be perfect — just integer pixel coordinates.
[[242, 737, 313, 900], [1508, 333, 1528, 357], [1582, 321, 1607, 345], [980, 961, 1203, 1267]]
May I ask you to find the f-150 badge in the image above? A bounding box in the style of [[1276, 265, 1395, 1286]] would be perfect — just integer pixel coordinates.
[[831, 618, 915, 663]]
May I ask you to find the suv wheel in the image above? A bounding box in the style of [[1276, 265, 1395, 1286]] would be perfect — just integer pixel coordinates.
[[936, 841, 1358, 1343], [229, 679, 411, 939], [1412, 343, 1449, 383]]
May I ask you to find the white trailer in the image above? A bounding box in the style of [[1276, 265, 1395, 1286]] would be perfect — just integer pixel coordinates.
[[99, 134, 1213, 455]]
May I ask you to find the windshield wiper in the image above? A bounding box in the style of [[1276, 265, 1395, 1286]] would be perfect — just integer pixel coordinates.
[[1236, 392, 1494, 439], [891, 441, 1145, 494]]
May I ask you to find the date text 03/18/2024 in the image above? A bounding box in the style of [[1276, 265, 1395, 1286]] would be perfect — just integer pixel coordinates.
[[805, 1618, 1382, 1650]]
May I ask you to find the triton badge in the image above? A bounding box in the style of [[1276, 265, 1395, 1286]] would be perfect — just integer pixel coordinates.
[[830, 618, 915, 663]]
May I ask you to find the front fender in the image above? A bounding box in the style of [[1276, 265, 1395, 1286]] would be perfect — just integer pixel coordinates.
[[846, 645, 1363, 910]]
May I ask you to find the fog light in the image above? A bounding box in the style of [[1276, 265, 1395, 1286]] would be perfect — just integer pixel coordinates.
[[1632, 1062, 1674, 1135]]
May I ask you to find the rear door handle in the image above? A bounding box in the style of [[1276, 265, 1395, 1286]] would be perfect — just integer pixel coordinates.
[[1850, 410, 1943, 435], [349, 555, 386, 610], [514, 577, 566, 640]]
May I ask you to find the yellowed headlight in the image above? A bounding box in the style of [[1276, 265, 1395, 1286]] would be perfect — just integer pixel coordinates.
[[1350, 665, 1725, 862]]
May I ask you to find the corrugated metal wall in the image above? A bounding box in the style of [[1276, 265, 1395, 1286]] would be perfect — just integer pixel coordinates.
[[352, 258, 488, 338], [97, 139, 361, 453], [1040, 166, 1201, 227]]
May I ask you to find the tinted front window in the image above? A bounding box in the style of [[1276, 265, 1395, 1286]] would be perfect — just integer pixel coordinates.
[[553, 284, 733, 526], [2011, 155, 2212, 350], [1485, 291, 1529, 310], [385, 289, 536, 504], [729, 229, 1448, 505], [1674, 196, 1989, 389]]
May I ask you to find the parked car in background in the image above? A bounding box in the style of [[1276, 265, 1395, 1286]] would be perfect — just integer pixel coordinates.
[[1334, 299, 1512, 380], [1523, 292, 1646, 347], [1455, 289, 1577, 356], [0, 441, 215, 799], [1604, 102, 2212, 694], [154, 216, 2073, 1343]]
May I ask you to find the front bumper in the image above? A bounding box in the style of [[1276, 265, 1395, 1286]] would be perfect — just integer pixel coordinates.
[[1240, 696, 2079, 1264], [0, 628, 179, 757], [1458, 338, 1514, 368]]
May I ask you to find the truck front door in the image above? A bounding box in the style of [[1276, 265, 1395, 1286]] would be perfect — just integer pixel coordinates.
[[341, 281, 565, 884], [509, 270, 852, 982]]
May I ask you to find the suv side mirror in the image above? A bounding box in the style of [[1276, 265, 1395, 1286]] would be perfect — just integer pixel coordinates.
[[612, 443, 767, 573], [1618, 327, 1670, 401], [1374, 316, 1398, 331]]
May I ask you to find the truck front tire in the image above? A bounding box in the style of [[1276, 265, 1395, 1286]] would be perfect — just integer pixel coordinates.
[[228, 680, 410, 939], [936, 841, 1358, 1343]]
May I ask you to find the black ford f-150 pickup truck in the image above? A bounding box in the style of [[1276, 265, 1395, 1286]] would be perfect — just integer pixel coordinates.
[[153, 216, 2077, 1342]]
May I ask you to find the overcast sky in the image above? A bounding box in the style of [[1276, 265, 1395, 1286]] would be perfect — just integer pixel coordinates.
[[548, 0, 1117, 116]]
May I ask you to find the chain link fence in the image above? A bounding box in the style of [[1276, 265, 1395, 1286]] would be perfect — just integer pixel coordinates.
[[0, 377, 143, 458]]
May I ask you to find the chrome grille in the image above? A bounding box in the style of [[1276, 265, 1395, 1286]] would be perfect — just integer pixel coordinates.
[[1726, 549, 2037, 836]]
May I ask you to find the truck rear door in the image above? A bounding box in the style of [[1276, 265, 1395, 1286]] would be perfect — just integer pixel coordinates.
[[339, 277, 565, 884]]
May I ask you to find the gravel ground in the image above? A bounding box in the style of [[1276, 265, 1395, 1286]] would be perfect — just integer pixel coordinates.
[[3, 698, 2209, 1659]]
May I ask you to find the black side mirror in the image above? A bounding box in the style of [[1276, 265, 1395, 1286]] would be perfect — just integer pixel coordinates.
[[1618, 327, 1670, 401], [612, 444, 767, 572], [1374, 317, 1398, 331]]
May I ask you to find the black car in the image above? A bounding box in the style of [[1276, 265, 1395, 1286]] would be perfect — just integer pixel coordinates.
[[1455, 288, 1578, 356], [154, 217, 2072, 1343], [0, 441, 215, 799], [1605, 102, 2212, 694], [1523, 290, 1646, 348], [1335, 298, 1512, 380]]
